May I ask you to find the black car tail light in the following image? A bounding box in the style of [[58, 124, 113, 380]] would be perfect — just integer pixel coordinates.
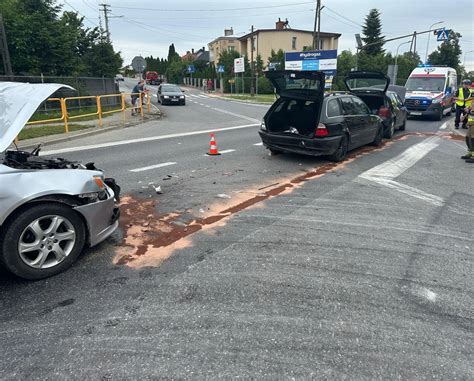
[[315, 123, 328, 137]]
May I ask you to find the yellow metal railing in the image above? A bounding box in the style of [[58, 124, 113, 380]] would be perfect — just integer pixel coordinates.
[[21, 91, 152, 141]]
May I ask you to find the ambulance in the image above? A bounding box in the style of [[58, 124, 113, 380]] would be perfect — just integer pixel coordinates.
[[404, 65, 457, 120]]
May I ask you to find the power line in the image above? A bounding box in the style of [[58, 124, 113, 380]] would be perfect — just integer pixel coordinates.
[[63, 0, 100, 27], [114, 16, 214, 41], [111, 1, 315, 12], [115, 8, 313, 21], [324, 6, 362, 28], [320, 9, 360, 31]]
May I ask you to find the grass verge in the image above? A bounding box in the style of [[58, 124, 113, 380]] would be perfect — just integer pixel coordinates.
[[19, 124, 95, 140], [222, 94, 276, 103]]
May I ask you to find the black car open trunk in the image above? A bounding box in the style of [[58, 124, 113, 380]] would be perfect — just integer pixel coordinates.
[[265, 97, 322, 137], [354, 93, 386, 115]]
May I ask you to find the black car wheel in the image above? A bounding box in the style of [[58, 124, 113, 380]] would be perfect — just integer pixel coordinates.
[[371, 126, 384, 146], [384, 120, 395, 139], [399, 118, 407, 131], [434, 108, 443, 121], [0, 203, 86, 280], [328, 134, 349, 162]]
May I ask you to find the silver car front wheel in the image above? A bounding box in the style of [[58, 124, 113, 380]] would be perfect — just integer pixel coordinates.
[[0, 203, 86, 280], [19, 215, 76, 269]]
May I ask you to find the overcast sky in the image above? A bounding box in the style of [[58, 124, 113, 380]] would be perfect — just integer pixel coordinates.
[[62, 0, 474, 71]]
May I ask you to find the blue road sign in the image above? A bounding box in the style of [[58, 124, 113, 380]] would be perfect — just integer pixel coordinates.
[[217, 65, 225, 73], [187, 65, 196, 73], [437, 29, 449, 42]]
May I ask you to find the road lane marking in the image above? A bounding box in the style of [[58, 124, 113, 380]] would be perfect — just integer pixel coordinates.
[[129, 162, 177, 173], [218, 149, 236, 154], [41, 124, 259, 155], [358, 136, 444, 206], [254, 142, 263, 146], [210, 107, 261, 123], [439, 121, 448, 130]]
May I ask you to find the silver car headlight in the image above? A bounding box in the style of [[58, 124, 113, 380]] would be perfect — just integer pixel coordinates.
[[180, 95, 185, 99], [431, 97, 442, 104], [260, 121, 267, 131], [164, 95, 170, 99], [79, 176, 107, 202]]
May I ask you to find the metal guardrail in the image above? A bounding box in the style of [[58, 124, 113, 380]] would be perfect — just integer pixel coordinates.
[[21, 92, 151, 140]]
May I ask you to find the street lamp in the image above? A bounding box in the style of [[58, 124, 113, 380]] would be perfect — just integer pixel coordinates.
[[463, 50, 474, 71], [393, 41, 412, 84], [425, 21, 444, 63]]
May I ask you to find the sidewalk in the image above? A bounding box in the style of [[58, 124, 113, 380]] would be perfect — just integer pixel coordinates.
[[16, 105, 161, 150]]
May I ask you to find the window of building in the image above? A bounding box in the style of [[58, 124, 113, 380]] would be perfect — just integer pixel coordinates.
[[228, 46, 235, 52], [253, 37, 257, 51], [292, 37, 297, 50]]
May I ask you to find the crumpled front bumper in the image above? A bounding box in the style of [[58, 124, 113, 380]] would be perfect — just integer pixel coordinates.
[[73, 180, 120, 247]]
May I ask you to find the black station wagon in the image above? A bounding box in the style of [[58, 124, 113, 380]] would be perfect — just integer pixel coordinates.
[[258, 71, 384, 161]]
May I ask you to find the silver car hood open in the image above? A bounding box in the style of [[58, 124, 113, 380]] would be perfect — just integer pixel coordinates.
[[0, 82, 73, 152]]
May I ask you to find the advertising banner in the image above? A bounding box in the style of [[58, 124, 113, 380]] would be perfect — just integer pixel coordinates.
[[285, 50, 338, 89]]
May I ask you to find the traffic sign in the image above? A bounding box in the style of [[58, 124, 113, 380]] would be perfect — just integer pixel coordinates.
[[437, 29, 449, 42], [234, 57, 245, 73], [187, 65, 196, 73], [132, 56, 146, 73], [217, 65, 225, 73], [228, 79, 235, 84]]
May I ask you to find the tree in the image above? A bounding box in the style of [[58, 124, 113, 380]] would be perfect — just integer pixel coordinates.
[[395, 51, 421, 85], [0, 0, 122, 77], [428, 30, 463, 72], [82, 42, 122, 77], [217, 49, 240, 77], [333, 50, 356, 90], [267, 49, 285, 70], [255, 54, 265, 75], [361, 9, 385, 56], [167, 43, 180, 63]]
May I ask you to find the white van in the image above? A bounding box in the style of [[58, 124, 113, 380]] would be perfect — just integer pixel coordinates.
[[404, 65, 457, 120]]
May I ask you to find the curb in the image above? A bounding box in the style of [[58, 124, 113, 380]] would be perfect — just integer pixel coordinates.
[[17, 114, 161, 150]]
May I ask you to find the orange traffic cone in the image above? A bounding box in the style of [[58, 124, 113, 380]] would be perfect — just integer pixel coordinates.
[[207, 133, 221, 155]]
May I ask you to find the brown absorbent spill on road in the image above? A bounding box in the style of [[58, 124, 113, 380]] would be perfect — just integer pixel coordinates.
[[113, 133, 440, 268]]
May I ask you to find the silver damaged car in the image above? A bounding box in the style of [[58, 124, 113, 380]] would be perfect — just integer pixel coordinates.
[[0, 82, 120, 280]]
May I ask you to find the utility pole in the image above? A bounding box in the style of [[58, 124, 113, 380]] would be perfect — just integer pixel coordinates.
[[316, 1, 323, 51], [312, 0, 320, 50], [250, 25, 255, 96], [100, 3, 111, 43], [0, 13, 13, 76]]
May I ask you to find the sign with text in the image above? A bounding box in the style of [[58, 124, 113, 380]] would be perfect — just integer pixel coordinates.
[[234, 57, 245, 73], [285, 50, 338, 88]]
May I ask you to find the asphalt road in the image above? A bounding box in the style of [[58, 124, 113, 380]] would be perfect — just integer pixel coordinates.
[[0, 81, 472, 379]]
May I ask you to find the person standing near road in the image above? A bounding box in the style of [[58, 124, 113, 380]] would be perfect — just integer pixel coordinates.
[[462, 108, 474, 162], [453, 79, 473, 129], [207, 79, 213, 93], [131, 80, 145, 116]]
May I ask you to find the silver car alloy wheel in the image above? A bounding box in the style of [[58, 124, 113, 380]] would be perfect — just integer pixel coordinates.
[[18, 215, 76, 269]]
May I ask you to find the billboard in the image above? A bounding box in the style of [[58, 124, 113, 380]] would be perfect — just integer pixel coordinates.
[[285, 50, 337, 89]]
